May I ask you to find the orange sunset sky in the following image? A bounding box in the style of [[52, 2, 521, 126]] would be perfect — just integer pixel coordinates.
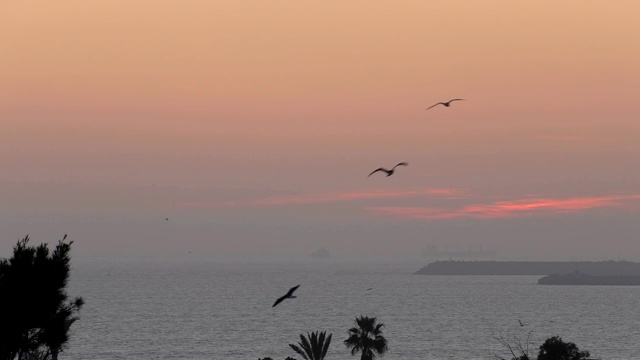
[[1, 1, 639, 260]]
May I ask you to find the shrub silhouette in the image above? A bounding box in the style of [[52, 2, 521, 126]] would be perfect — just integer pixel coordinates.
[[494, 332, 593, 360], [537, 336, 591, 360], [493, 330, 534, 360], [0, 235, 83, 360]]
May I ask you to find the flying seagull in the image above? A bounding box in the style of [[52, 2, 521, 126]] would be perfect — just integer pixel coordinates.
[[426, 99, 465, 110], [272, 284, 300, 308], [368, 162, 408, 178], [518, 320, 526, 327]]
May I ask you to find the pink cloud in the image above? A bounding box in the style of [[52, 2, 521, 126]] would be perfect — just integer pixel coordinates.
[[367, 194, 640, 220], [171, 188, 463, 208]]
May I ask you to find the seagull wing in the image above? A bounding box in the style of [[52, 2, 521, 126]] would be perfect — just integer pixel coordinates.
[[286, 284, 301, 297], [368, 168, 387, 177], [273, 284, 300, 307], [426, 102, 444, 110], [393, 162, 408, 169], [272, 295, 287, 308], [449, 98, 465, 102]]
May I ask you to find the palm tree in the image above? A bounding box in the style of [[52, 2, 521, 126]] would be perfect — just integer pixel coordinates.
[[344, 316, 388, 360], [289, 331, 332, 360]]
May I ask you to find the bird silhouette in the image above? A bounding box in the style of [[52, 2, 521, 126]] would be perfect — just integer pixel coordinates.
[[165, 218, 169, 221], [272, 285, 300, 308], [518, 320, 526, 327], [368, 162, 408, 178], [426, 99, 465, 110]]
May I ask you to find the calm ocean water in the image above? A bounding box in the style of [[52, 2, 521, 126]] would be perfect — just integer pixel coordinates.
[[65, 259, 640, 360]]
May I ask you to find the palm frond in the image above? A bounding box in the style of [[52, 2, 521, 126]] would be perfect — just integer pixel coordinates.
[[289, 344, 309, 360], [313, 332, 322, 360], [290, 331, 332, 360], [321, 333, 332, 358], [373, 337, 388, 354], [300, 334, 312, 358]]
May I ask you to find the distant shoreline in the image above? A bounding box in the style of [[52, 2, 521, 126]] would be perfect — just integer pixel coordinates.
[[415, 260, 640, 276]]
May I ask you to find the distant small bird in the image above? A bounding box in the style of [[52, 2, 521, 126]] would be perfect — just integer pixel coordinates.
[[368, 162, 408, 178], [165, 218, 169, 221], [518, 320, 526, 327], [366, 288, 373, 291], [273, 285, 300, 308], [426, 99, 465, 110]]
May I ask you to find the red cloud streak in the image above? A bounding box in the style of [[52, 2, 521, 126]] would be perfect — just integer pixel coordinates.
[[367, 194, 640, 220]]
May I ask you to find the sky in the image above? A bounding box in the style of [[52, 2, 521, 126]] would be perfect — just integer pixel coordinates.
[[1, 1, 639, 261]]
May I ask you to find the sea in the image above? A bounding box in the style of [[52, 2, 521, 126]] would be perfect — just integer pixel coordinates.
[[65, 259, 640, 360]]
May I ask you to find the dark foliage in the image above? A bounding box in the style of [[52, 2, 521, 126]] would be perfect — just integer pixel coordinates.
[[537, 336, 591, 360], [289, 331, 332, 360], [344, 316, 388, 360], [494, 332, 593, 360], [0, 235, 83, 360]]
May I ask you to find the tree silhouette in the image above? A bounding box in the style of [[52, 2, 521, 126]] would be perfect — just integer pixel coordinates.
[[344, 316, 388, 360], [289, 331, 332, 360], [537, 336, 591, 360], [0, 235, 83, 360]]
